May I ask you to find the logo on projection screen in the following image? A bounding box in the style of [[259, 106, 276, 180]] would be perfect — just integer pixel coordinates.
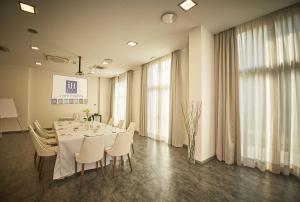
[[66, 80, 77, 94]]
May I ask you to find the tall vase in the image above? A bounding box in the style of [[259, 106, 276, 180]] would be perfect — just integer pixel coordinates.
[[188, 132, 196, 164]]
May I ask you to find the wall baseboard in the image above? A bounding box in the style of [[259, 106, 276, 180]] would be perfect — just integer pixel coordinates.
[[195, 155, 216, 165]]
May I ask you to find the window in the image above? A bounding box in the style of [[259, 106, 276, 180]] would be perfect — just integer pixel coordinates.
[[237, 10, 300, 176], [113, 74, 127, 125], [147, 55, 171, 142]]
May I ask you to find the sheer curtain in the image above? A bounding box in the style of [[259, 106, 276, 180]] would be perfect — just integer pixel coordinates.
[[147, 55, 171, 142], [237, 4, 300, 177], [113, 73, 127, 126], [126, 70, 133, 128]]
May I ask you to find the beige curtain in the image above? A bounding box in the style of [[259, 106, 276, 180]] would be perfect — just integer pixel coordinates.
[[168, 50, 184, 147], [215, 28, 241, 165], [126, 70, 133, 128], [109, 77, 116, 119], [139, 64, 148, 136]]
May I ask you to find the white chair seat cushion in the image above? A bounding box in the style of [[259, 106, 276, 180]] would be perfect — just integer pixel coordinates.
[[106, 148, 119, 157], [46, 146, 58, 154], [45, 133, 56, 138], [105, 146, 112, 151], [46, 130, 56, 134], [75, 152, 101, 164], [41, 137, 57, 145]]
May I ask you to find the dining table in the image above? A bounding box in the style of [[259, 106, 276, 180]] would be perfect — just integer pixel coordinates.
[[53, 120, 124, 180]]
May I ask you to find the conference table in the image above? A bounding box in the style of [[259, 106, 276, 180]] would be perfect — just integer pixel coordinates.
[[53, 120, 124, 180]]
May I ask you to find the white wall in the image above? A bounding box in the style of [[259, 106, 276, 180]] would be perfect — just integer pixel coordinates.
[[28, 68, 99, 128], [0, 65, 29, 132], [199, 26, 215, 162], [189, 26, 215, 162], [132, 66, 141, 132], [99, 78, 111, 123]]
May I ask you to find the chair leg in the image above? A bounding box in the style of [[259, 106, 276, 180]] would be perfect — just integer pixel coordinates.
[[96, 161, 99, 175], [39, 157, 44, 179], [104, 151, 107, 170], [131, 143, 134, 154], [99, 160, 105, 178], [37, 156, 42, 171], [75, 161, 77, 173], [127, 154, 132, 172], [112, 157, 116, 177], [34, 151, 37, 165], [80, 163, 85, 188]]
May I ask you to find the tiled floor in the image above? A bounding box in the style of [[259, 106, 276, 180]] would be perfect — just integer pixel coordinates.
[[0, 133, 299, 202]]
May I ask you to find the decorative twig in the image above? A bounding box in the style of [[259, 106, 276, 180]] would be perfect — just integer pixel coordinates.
[[181, 101, 202, 163]]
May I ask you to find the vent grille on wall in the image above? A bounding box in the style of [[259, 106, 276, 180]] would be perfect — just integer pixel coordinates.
[[45, 55, 69, 64]]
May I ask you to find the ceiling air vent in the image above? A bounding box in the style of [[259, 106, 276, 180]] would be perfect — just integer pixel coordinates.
[[45, 55, 69, 64], [0, 46, 10, 52]]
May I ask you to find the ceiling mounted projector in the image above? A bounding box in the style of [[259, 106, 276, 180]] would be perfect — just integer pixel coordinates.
[[75, 56, 84, 76]]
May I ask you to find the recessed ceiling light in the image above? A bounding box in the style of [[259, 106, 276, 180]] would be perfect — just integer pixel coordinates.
[[178, 0, 197, 11], [19, 2, 36, 14], [161, 12, 177, 24], [127, 41, 138, 47], [102, 58, 113, 65], [31, 46, 39, 50], [35, 62, 42, 66], [88, 70, 95, 75]]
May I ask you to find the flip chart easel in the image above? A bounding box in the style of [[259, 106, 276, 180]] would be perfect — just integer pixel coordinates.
[[0, 98, 24, 137]]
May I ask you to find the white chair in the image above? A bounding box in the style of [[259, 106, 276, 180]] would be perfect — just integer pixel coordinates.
[[35, 120, 56, 134], [105, 132, 132, 177], [107, 118, 114, 126], [127, 122, 136, 154], [34, 121, 56, 137], [33, 121, 58, 146], [117, 120, 124, 129], [73, 113, 87, 121], [29, 125, 57, 179], [75, 136, 105, 188]]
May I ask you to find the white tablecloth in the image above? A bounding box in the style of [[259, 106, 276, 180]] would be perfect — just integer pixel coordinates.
[[53, 121, 123, 180]]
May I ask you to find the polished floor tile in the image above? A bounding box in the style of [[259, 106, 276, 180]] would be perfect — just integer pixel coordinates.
[[0, 133, 299, 202]]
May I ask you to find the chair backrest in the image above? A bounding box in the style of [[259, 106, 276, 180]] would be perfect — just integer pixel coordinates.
[[73, 113, 86, 121], [28, 125, 55, 156], [33, 121, 48, 138], [76, 136, 105, 163], [127, 122, 135, 133], [108, 118, 114, 126], [117, 120, 124, 129], [110, 132, 131, 156]]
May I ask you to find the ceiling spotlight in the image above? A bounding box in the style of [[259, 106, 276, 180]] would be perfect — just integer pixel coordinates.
[[19, 2, 36, 14], [127, 41, 138, 47], [161, 12, 177, 24], [178, 0, 197, 11], [31, 46, 39, 50], [35, 62, 42, 66], [102, 58, 113, 65], [88, 70, 95, 75]]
